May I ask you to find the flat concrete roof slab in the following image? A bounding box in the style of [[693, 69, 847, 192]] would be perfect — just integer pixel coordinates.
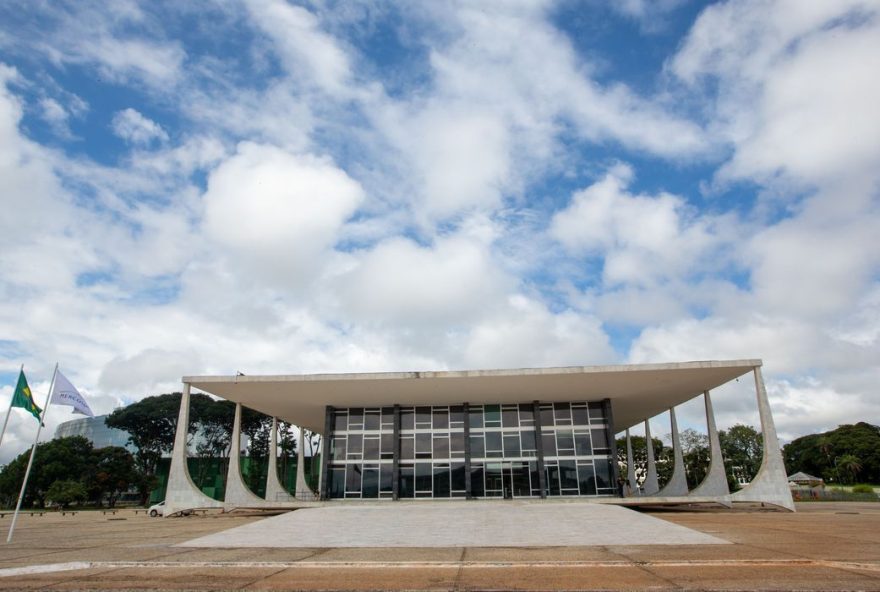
[[178, 501, 729, 548], [185, 359, 759, 432]]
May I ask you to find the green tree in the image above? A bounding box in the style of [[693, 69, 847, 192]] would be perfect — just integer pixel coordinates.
[[87, 446, 137, 507], [835, 454, 862, 485], [277, 421, 297, 488], [107, 392, 215, 504], [615, 434, 666, 487], [192, 399, 234, 491], [0, 436, 95, 508], [46, 480, 87, 509], [679, 429, 710, 490], [719, 424, 763, 488], [783, 423, 880, 484]]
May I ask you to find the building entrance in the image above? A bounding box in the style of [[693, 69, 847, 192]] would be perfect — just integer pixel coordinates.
[[485, 462, 534, 498]]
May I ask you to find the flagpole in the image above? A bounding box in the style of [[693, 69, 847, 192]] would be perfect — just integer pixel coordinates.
[[0, 365, 23, 451], [6, 363, 58, 544]]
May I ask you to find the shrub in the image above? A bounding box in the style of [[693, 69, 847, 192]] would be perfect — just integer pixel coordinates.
[[851, 484, 875, 494]]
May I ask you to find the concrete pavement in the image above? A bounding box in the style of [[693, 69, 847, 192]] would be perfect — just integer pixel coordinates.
[[0, 502, 876, 590]]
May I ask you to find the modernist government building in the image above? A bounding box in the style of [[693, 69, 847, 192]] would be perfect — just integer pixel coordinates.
[[163, 359, 794, 515]]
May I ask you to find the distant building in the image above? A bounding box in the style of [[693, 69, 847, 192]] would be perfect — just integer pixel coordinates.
[[54, 414, 133, 450]]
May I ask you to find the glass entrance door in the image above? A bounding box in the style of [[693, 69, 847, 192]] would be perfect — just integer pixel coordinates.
[[485, 462, 533, 498]]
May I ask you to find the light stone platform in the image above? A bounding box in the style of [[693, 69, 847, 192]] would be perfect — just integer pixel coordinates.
[[179, 501, 728, 548]]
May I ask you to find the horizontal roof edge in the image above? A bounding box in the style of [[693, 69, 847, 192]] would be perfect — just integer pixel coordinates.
[[183, 358, 761, 384]]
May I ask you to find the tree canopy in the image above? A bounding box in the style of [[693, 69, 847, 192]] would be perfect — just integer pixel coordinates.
[[0, 437, 135, 508], [783, 422, 880, 484]]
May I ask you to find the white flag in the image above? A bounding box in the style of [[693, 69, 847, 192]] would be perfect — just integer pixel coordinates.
[[50, 370, 94, 417]]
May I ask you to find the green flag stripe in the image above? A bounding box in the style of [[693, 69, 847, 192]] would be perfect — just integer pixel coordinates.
[[11, 370, 42, 422]]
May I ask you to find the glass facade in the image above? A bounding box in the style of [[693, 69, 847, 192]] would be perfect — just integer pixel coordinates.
[[325, 401, 616, 500]]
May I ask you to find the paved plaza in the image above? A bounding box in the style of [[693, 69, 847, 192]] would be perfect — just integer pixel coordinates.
[[181, 501, 727, 548], [0, 502, 876, 590]]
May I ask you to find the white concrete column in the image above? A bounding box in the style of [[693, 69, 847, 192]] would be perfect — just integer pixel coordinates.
[[264, 417, 291, 503], [625, 429, 638, 495], [732, 366, 795, 511], [657, 407, 688, 497], [690, 390, 731, 498], [642, 419, 660, 495], [223, 402, 265, 509], [163, 383, 223, 516], [295, 427, 317, 500]]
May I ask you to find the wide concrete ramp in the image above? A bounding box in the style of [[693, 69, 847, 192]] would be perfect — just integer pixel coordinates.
[[179, 501, 728, 548]]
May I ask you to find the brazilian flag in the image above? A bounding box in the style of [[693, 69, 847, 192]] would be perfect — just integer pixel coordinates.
[[11, 370, 42, 422]]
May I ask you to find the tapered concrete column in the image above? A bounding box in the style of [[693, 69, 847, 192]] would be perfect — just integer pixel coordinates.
[[224, 403, 265, 508], [164, 384, 223, 516], [657, 407, 688, 497], [264, 417, 291, 503], [732, 366, 795, 511], [295, 427, 317, 500], [642, 419, 660, 495], [690, 391, 731, 498], [625, 429, 638, 495]]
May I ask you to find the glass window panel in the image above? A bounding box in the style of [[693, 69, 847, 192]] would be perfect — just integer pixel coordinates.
[[556, 430, 575, 453], [363, 436, 380, 460], [380, 433, 394, 459], [595, 459, 613, 490], [400, 408, 414, 430], [591, 428, 609, 450], [485, 463, 503, 494], [520, 430, 536, 452], [554, 402, 572, 425], [331, 436, 347, 462], [399, 465, 414, 498], [469, 434, 485, 458], [518, 404, 535, 426], [559, 460, 579, 490], [451, 462, 466, 491], [450, 432, 465, 455], [433, 435, 449, 458], [539, 405, 554, 428], [588, 402, 605, 422], [484, 404, 501, 427], [432, 408, 449, 430], [541, 432, 557, 456], [433, 465, 450, 497], [503, 433, 521, 457], [345, 463, 362, 492], [416, 433, 432, 457], [529, 461, 540, 496], [333, 412, 347, 432], [364, 411, 380, 431], [512, 462, 530, 497], [468, 405, 484, 429], [400, 436, 414, 460], [545, 464, 561, 496], [449, 405, 464, 427], [362, 468, 379, 498], [348, 434, 363, 455], [471, 464, 485, 497], [485, 431, 502, 452], [329, 467, 345, 498], [415, 463, 432, 491], [381, 407, 395, 428], [572, 406, 589, 427], [502, 406, 519, 428], [415, 406, 432, 428], [380, 464, 394, 492], [575, 431, 592, 456], [348, 408, 364, 429], [578, 463, 597, 495]]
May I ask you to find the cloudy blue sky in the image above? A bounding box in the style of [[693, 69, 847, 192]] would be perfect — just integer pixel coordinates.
[[0, 0, 878, 463]]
